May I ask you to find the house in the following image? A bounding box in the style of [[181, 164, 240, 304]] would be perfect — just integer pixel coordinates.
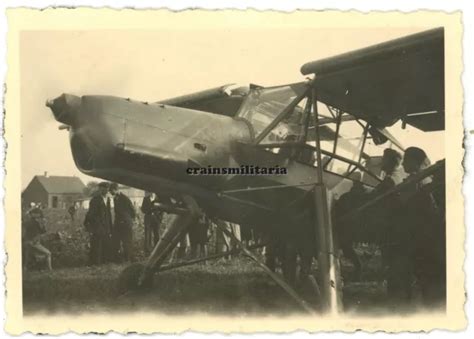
[[22, 173, 86, 209]]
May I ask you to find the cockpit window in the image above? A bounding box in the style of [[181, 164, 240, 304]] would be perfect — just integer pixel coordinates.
[[236, 82, 309, 143]]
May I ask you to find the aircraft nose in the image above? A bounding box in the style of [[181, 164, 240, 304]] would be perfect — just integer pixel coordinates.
[[45, 98, 55, 107], [46, 93, 81, 126]]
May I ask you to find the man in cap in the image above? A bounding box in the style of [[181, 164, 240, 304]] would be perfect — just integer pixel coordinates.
[[109, 182, 136, 262], [395, 147, 445, 307], [84, 181, 113, 265]]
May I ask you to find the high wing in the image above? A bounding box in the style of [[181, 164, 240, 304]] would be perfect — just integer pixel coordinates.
[[301, 28, 444, 132]]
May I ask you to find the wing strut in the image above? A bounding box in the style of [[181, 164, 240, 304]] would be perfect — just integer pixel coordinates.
[[213, 220, 317, 314]]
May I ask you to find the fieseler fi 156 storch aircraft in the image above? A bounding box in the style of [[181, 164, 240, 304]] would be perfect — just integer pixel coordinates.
[[46, 28, 445, 314]]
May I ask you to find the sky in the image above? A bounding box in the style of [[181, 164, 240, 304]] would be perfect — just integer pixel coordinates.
[[20, 26, 444, 188]]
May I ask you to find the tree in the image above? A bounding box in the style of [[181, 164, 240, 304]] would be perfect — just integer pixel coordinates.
[[83, 181, 100, 197]]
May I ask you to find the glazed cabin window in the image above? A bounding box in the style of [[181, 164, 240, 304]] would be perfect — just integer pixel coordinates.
[[237, 83, 308, 144]]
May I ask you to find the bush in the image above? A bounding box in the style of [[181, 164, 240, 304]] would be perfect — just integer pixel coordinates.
[[37, 208, 150, 268]]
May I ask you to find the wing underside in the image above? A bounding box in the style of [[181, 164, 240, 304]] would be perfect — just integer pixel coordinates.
[[301, 28, 444, 132]]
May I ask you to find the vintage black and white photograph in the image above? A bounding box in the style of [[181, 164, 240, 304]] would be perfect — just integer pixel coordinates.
[[4, 9, 464, 333]]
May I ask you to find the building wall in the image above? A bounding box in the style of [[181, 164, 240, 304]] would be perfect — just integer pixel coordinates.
[[48, 193, 85, 209]]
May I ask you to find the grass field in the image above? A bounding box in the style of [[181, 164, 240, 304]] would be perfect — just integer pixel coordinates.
[[23, 256, 392, 316], [23, 258, 297, 315], [23, 208, 396, 316]]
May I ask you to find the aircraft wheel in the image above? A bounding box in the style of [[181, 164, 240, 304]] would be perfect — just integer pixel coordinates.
[[117, 263, 154, 294]]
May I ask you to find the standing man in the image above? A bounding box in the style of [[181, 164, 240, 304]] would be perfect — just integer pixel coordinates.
[[395, 147, 445, 307], [141, 192, 161, 254], [84, 182, 113, 266], [109, 183, 136, 262]]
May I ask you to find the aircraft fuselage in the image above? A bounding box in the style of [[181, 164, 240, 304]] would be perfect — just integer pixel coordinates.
[[48, 94, 344, 240]]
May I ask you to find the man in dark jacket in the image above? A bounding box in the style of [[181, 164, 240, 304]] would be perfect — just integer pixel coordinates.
[[141, 192, 161, 254], [84, 182, 113, 265], [394, 147, 445, 307], [109, 183, 136, 262]]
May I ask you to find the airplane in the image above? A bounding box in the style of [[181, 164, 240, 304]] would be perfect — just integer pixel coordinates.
[[46, 27, 445, 314]]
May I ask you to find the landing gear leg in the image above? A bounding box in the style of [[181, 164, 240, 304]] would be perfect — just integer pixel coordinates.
[[314, 184, 343, 314], [117, 196, 200, 293]]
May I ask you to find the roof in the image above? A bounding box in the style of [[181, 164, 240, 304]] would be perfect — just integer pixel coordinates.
[[300, 28, 444, 132], [35, 175, 86, 194]]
